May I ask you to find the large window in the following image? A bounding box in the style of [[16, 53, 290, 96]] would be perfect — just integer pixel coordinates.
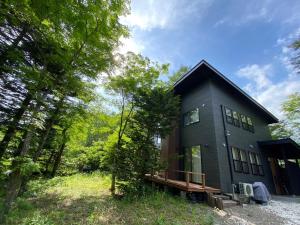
[[184, 108, 199, 126], [184, 145, 202, 183], [249, 152, 264, 176], [224, 106, 254, 132], [231, 147, 249, 173]]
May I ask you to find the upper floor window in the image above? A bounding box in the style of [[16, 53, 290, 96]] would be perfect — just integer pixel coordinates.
[[225, 107, 240, 127], [231, 147, 249, 173], [225, 107, 233, 124], [240, 114, 248, 130], [184, 108, 199, 126], [232, 111, 240, 127], [247, 117, 254, 133], [249, 152, 264, 176]]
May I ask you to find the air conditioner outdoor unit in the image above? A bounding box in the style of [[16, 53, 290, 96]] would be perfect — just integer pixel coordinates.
[[239, 182, 254, 197]]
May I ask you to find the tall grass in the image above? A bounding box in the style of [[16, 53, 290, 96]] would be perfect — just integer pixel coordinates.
[[1, 172, 215, 225]]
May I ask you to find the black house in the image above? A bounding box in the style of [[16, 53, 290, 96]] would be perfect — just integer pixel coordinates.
[[161, 60, 300, 195]]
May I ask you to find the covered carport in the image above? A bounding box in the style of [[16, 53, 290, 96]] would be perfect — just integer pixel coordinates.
[[258, 138, 300, 195]]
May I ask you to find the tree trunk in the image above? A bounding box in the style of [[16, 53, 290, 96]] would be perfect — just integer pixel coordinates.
[[45, 150, 55, 175], [33, 96, 65, 161], [0, 93, 32, 160], [110, 154, 117, 195], [51, 128, 67, 177], [1, 129, 33, 222]]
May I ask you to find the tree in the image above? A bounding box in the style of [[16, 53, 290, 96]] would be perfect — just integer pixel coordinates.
[[0, 0, 129, 161], [122, 87, 180, 193], [270, 92, 300, 144], [0, 0, 129, 221], [291, 38, 300, 73], [104, 52, 169, 194], [167, 66, 190, 85]]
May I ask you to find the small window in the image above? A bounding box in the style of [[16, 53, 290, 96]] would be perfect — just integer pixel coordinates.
[[225, 107, 233, 124], [231, 147, 249, 173], [240, 114, 248, 130], [232, 111, 240, 127], [247, 117, 254, 133], [249, 152, 264, 176], [184, 108, 199, 126]]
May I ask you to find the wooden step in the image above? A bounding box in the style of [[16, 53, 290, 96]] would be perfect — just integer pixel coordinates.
[[212, 194, 231, 200], [222, 200, 238, 208]]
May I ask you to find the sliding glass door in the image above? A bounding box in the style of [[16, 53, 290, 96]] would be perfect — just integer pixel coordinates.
[[185, 145, 202, 183]]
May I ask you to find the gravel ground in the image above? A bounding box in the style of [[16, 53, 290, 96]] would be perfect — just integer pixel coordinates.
[[214, 196, 300, 225]]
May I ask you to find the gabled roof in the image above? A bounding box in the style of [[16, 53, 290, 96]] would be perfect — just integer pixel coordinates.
[[174, 60, 278, 123]]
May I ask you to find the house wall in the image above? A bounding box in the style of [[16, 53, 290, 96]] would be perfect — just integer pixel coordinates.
[[180, 80, 221, 188], [160, 124, 180, 179], [210, 80, 275, 193]]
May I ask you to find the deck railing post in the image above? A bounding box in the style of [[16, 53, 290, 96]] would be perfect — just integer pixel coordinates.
[[186, 172, 189, 189], [202, 174, 205, 188]]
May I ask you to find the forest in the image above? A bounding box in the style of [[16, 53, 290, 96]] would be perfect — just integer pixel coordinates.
[[0, 1, 299, 224]]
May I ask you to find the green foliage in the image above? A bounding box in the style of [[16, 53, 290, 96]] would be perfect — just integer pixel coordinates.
[[14, 157, 40, 177], [291, 38, 300, 73], [167, 66, 190, 85], [270, 92, 300, 143], [64, 104, 119, 172], [103, 53, 180, 194]]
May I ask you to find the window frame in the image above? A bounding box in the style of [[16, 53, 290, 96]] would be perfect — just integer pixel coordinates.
[[240, 114, 249, 130], [232, 110, 240, 127], [247, 116, 254, 133], [183, 108, 200, 126], [225, 107, 234, 124], [231, 147, 249, 174], [249, 152, 264, 176]]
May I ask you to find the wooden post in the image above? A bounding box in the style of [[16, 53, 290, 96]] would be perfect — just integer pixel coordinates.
[[202, 174, 205, 188], [186, 172, 189, 189], [165, 170, 168, 181]]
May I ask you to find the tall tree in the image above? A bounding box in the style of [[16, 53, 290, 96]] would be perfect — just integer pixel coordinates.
[[0, 0, 129, 160], [105, 52, 169, 194], [0, 0, 129, 221]]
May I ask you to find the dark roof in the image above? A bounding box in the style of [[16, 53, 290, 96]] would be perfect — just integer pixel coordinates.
[[258, 138, 300, 159], [173, 60, 278, 123]]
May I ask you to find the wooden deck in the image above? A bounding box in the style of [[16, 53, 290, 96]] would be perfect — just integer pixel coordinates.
[[145, 174, 221, 193]]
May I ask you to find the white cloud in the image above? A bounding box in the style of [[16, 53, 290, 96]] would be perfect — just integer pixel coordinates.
[[121, 0, 214, 31], [117, 37, 145, 54], [275, 27, 300, 78], [253, 79, 300, 118], [237, 64, 272, 90], [237, 64, 300, 119]]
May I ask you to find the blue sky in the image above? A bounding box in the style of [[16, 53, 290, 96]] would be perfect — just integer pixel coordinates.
[[119, 0, 300, 118]]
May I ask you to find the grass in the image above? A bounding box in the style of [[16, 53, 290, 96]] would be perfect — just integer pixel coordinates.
[[1, 172, 215, 225]]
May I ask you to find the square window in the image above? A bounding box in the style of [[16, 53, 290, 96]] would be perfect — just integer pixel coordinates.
[[184, 108, 199, 126]]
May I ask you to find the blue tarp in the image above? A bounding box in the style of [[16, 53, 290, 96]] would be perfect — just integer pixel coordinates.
[[252, 182, 271, 203]]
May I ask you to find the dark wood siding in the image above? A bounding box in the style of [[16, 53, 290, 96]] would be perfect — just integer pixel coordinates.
[[180, 80, 221, 188], [210, 79, 275, 193]]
